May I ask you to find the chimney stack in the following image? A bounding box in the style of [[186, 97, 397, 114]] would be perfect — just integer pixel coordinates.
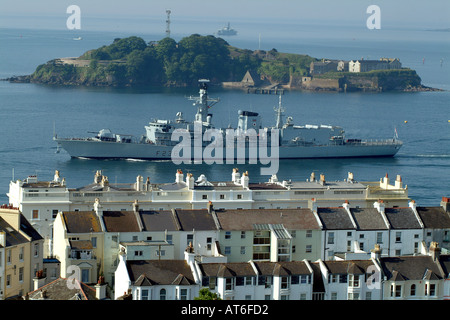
[[94, 198, 103, 217], [319, 174, 326, 186], [441, 197, 450, 212], [207, 201, 213, 214], [232, 168, 240, 184], [371, 244, 382, 260], [241, 171, 249, 188], [133, 199, 139, 213], [53, 170, 60, 183], [395, 175, 403, 189], [95, 276, 107, 300], [94, 170, 103, 184], [186, 173, 194, 189], [347, 172, 354, 183], [308, 198, 318, 213], [136, 175, 143, 191], [176, 169, 184, 184], [374, 200, 385, 214], [430, 242, 441, 261]]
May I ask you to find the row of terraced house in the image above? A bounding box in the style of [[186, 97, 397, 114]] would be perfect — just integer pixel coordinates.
[[2, 169, 450, 300]]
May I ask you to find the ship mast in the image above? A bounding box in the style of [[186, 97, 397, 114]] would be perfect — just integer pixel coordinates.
[[187, 79, 220, 124], [165, 10, 171, 38], [275, 94, 285, 129]]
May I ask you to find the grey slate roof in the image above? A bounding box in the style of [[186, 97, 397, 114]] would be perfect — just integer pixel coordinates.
[[26, 277, 97, 300], [175, 209, 218, 231], [216, 208, 321, 231], [126, 260, 196, 285], [416, 207, 450, 229], [380, 256, 445, 281], [102, 211, 141, 232], [350, 208, 389, 230], [253, 261, 312, 276], [139, 210, 178, 231], [62, 211, 102, 233], [384, 208, 422, 229], [320, 260, 374, 275], [317, 208, 355, 230], [199, 262, 256, 278], [0, 218, 28, 247]]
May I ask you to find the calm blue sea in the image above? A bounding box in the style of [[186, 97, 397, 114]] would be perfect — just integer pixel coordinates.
[[0, 16, 449, 206]]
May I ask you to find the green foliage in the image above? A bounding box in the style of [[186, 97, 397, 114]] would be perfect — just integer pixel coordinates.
[[194, 288, 221, 300], [29, 35, 336, 88]]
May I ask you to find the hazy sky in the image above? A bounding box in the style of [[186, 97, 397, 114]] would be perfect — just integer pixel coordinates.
[[1, 0, 449, 30]]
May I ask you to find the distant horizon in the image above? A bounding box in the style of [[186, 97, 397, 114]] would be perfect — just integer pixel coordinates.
[[0, 0, 449, 33]]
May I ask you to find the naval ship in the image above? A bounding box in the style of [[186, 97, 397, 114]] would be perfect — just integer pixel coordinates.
[[54, 79, 402, 161]]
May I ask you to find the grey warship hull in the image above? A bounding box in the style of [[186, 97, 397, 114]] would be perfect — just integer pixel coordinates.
[[54, 79, 402, 161]]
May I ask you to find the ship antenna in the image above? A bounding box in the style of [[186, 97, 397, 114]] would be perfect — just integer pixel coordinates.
[[275, 94, 285, 129], [165, 9, 171, 38]]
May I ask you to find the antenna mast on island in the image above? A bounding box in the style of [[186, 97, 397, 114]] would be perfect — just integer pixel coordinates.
[[165, 9, 171, 38]]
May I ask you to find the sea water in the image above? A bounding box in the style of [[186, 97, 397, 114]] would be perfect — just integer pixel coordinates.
[[0, 16, 449, 206]]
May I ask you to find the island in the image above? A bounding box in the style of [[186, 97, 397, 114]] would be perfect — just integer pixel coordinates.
[[6, 34, 439, 92]]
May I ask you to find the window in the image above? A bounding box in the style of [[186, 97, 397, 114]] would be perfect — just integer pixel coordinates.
[[225, 231, 231, 240], [19, 247, 24, 261], [141, 289, 150, 300], [347, 240, 352, 252], [135, 251, 143, 256], [187, 234, 193, 247], [347, 231, 352, 237], [306, 230, 312, 238], [237, 194, 242, 199], [391, 284, 402, 297], [19, 267, 24, 282], [225, 247, 231, 255], [220, 194, 225, 199], [241, 231, 246, 239], [159, 289, 166, 300], [206, 237, 212, 250], [426, 283, 436, 296], [305, 245, 312, 253], [240, 246, 245, 255], [377, 232, 383, 243], [328, 232, 334, 244], [226, 278, 235, 291], [281, 276, 290, 289], [300, 275, 309, 284], [331, 292, 338, 300], [329, 274, 338, 283], [156, 250, 165, 257], [410, 284, 416, 296], [179, 288, 188, 300], [91, 237, 97, 248], [349, 275, 360, 288], [395, 232, 402, 243], [348, 292, 359, 300], [166, 234, 173, 244], [6, 275, 11, 287], [52, 209, 59, 219], [32, 210, 39, 219], [202, 195, 208, 199], [34, 243, 39, 257]]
